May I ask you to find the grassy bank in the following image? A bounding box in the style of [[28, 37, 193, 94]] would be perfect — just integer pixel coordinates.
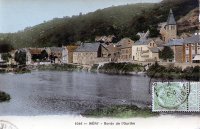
[[37, 64, 83, 71], [0, 64, 31, 74], [93, 62, 144, 74], [82, 105, 158, 118], [0, 91, 11, 102], [147, 62, 200, 81]]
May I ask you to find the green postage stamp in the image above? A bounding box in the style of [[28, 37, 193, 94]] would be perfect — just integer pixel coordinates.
[[152, 82, 200, 112]]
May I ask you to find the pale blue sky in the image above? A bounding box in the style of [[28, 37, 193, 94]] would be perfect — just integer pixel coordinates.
[[0, 0, 161, 33]]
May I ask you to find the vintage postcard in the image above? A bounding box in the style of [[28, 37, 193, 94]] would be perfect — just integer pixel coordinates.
[[0, 0, 199, 129]]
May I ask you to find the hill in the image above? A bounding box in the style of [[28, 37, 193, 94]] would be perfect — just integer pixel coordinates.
[[177, 8, 199, 33], [0, 0, 198, 48]]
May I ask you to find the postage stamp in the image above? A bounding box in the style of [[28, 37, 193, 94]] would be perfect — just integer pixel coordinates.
[[152, 82, 200, 112]]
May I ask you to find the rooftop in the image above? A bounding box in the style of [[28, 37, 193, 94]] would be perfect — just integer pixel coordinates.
[[149, 47, 159, 53], [134, 38, 153, 45], [50, 47, 64, 52], [167, 9, 176, 25], [166, 39, 184, 46], [75, 42, 100, 52], [184, 35, 200, 44], [117, 38, 134, 48]]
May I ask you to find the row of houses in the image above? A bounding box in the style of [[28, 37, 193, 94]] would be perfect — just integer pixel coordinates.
[[0, 46, 69, 65], [72, 34, 162, 65], [1, 9, 199, 65], [71, 9, 199, 65]]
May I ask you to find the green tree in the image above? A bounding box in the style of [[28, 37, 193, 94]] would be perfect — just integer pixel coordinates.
[[14, 51, 27, 65], [0, 40, 14, 53], [159, 46, 174, 61], [1, 53, 11, 62]]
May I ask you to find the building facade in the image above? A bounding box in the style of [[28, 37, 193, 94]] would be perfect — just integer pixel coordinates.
[[183, 35, 200, 63], [73, 43, 110, 65], [167, 35, 200, 63], [160, 9, 177, 43], [117, 38, 134, 62], [167, 39, 185, 63], [133, 39, 159, 62]]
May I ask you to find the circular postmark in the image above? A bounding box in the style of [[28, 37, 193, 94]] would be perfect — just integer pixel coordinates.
[[155, 83, 189, 109], [0, 120, 18, 129]]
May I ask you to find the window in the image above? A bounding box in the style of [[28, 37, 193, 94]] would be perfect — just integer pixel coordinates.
[[171, 25, 175, 30]]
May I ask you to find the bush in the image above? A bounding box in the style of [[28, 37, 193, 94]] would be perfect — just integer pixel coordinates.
[[37, 64, 81, 71], [147, 62, 199, 81], [98, 62, 144, 74], [183, 66, 200, 81], [0, 91, 11, 102]]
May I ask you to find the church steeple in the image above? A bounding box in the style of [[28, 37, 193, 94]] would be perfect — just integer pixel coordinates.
[[167, 9, 176, 25], [160, 9, 177, 43]]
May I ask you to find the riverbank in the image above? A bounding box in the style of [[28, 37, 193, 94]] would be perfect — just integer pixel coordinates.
[[36, 64, 83, 71], [91, 62, 145, 74], [0, 62, 199, 80], [0, 91, 10, 102], [0, 66, 31, 74], [82, 105, 158, 118], [147, 62, 200, 81]]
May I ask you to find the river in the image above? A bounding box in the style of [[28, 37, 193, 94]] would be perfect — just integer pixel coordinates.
[[0, 71, 152, 116]]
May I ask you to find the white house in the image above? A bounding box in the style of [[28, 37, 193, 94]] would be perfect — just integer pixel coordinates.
[[132, 38, 159, 62]]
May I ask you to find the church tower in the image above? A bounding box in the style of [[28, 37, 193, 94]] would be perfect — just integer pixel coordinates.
[[164, 9, 177, 42]]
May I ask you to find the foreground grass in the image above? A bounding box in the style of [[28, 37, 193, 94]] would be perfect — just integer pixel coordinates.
[[82, 105, 159, 118], [0, 91, 11, 102]]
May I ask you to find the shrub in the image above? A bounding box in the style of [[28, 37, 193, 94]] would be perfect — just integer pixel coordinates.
[[0, 91, 11, 102], [98, 62, 144, 74]]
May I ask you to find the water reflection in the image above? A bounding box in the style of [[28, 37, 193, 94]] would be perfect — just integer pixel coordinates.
[[0, 71, 151, 116]]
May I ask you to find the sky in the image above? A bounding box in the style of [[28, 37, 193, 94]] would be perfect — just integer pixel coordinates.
[[0, 0, 162, 33]]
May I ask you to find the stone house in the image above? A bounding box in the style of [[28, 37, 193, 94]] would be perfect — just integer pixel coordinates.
[[117, 38, 134, 62], [66, 45, 78, 63], [28, 48, 44, 61], [159, 9, 177, 43], [101, 43, 119, 62], [47, 47, 68, 64], [166, 34, 200, 63], [132, 38, 159, 62], [73, 42, 110, 65], [167, 39, 185, 63]]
